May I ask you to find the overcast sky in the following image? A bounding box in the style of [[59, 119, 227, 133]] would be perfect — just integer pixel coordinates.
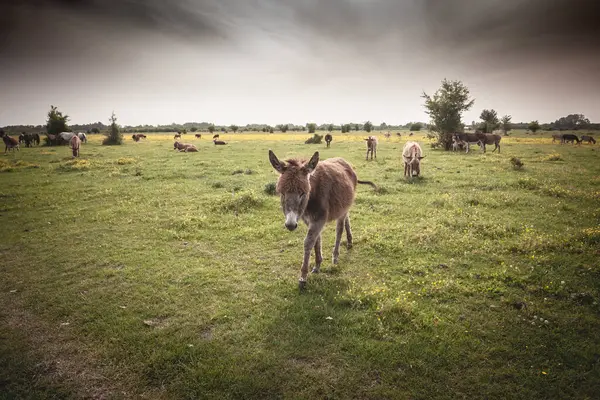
[[1, 0, 599, 126]]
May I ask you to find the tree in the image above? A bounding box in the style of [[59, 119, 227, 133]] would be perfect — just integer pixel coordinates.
[[230, 125, 238, 133], [90, 127, 100, 134], [354, 124, 360, 131], [409, 122, 422, 131], [307, 123, 317, 133], [501, 115, 512, 135], [479, 109, 499, 133], [553, 114, 590, 130], [327, 124, 334, 132], [422, 79, 475, 150], [190, 127, 197, 132], [103, 112, 123, 145], [208, 124, 215, 133], [380, 122, 387, 131], [278, 124, 288, 133], [528, 120, 541, 133], [363, 121, 373, 133], [46, 105, 70, 135]]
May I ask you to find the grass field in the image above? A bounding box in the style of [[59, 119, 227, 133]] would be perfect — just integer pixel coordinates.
[[1, 130, 599, 399]]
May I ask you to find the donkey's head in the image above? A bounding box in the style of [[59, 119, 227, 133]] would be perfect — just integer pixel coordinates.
[[269, 150, 319, 231]]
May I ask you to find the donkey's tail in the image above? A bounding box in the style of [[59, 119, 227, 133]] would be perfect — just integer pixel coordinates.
[[357, 180, 377, 189]]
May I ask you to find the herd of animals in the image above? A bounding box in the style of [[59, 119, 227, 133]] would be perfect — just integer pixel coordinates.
[[1, 127, 596, 288]]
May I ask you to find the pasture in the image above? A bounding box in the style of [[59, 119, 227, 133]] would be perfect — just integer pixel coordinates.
[[1, 131, 599, 399]]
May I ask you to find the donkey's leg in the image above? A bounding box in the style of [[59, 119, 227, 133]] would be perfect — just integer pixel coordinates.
[[312, 234, 323, 273], [345, 214, 353, 249], [332, 217, 345, 264], [299, 222, 324, 289]]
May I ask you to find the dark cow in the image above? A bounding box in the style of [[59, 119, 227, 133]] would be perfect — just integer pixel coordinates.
[[213, 139, 227, 145], [581, 135, 596, 144], [195, 133, 202, 139], [562, 134, 580, 144], [324, 133, 332, 147]]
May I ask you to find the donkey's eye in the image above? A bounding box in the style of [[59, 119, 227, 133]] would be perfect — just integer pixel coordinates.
[[299, 193, 306, 202]]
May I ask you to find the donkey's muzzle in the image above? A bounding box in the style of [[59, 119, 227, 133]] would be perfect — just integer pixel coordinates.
[[285, 222, 298, 231]]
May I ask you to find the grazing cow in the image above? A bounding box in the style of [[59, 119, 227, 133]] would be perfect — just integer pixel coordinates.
[[32, 133, 40, 146], [174, 133, 182, 140], [59, 132, 77, 143], [402, 141, 424, 177], [453, 132, 484, 153], [409, 132, 414, 136], [213, 134, 220, 139], [268, 150, 376, 289], [18, 133, 25, 144], [384, 132, 391, 140], [581, 135, 596, 144], [562, 134, 580, 144], [479, 133, 502, 153], [195, 133, 202, 139], [1, 131, 20, 153], [324, 133, 333, 147], [132, 134, 147, 142], [365, 136, 378, 160], [70, 133, 81, 157], [552, 134, 564, 144], [213, 139, 227, 145], [396, 132, 401, 137], [77, 132, 87, 143]]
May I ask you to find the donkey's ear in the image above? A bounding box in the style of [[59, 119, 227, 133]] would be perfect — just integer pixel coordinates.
[[418, 156, 426, 160], [304, 151, 319, 174], [269, 150, 286, 173]]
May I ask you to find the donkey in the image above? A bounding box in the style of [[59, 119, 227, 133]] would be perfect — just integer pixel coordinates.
[[552, 134, 564, 143], [1, 132, 19, 153], [402, 141, 424, 177], [195, 133, 202, 139], [213, 139, 227, 145], [479, 133, 502, 153], [269, 150, 376, 289], [365, 136, 378, 160], [384, 132, 391, 140], [581, 135, 596, 144], [70, 133, 81, 157], [324, 133, 332, 148], [174, 133, 182, 140]]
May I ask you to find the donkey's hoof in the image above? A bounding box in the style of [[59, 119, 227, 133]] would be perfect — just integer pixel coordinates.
[[346, 242, 353, 250], [298, 280, 307, 291], [311, 266, 321, 274], [332, 256, 339, 265]]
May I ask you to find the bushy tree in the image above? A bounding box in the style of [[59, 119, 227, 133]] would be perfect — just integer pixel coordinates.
[[208, 124, 215, 133], [553, 114, 590, 130], [364, 121, 373, 133], [90, 127, 100, 134], [422, 79, 475, 150], [307, 123, 317, 133], [190, 127, 197, 132], [46, 105, 70, 135], [528, 120, 541, 133], [230, 125, 238, 133], [354, 124, 360, 131], [327, 124, 334, 132], [278, 124, 289, 133], [479, 109, 500, 133], [380, 122, 387, 130], [103, 112, 123, 145], [501, 115, 512, 135], [409, 122, 422, 131]]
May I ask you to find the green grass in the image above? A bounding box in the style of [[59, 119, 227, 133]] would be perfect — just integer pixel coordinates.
[[1, 131, 599, 399]]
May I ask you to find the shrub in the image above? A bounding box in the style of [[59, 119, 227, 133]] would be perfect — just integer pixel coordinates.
[[103, 112, 123, 145], [510, 157, 524, 169], [264, 182, 277, 196]]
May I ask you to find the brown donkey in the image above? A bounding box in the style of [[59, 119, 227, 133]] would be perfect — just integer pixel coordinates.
[[365, 136, 378, 160], [70, 133, 81, 157], [269, 150, 376, 290]]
